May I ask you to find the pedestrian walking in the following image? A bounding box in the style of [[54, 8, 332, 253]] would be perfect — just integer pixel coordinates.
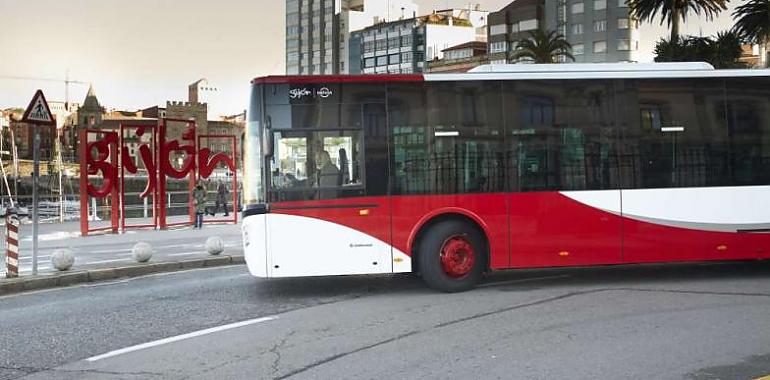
[[193, 183, 207, 229], [215, 180, 229, 216]]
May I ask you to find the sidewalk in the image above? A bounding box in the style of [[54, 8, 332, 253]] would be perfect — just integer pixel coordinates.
[[1, 219, 246, 295]]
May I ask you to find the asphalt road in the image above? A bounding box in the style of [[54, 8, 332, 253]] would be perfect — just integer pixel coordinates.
[[2, 262, 770, 380], [1, 221, 242, 276]]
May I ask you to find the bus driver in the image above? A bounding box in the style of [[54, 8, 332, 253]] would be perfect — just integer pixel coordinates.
[[314, 149, 339, 199]]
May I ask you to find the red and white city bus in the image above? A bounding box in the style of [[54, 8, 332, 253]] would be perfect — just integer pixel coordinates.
[[241, 63, 770, 292]]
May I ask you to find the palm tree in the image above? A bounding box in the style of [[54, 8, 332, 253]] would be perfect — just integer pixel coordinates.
[[710, 31, 745, 68], [653, 31, 745, 68], [509, 29, 574, 64], [732, 0, 770, 44], [628, 0, 728, 42]]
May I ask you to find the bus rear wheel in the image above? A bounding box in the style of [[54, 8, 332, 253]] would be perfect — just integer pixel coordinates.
[[417, 220, 486, 292]]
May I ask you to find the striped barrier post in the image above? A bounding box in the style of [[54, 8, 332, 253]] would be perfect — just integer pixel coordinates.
[[6, 210, 19, 278]]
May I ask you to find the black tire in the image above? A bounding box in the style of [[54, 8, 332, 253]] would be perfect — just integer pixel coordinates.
[[417, 220, 486, 293]]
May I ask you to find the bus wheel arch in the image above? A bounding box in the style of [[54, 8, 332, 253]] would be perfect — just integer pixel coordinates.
[[410, 213, 490, 292]]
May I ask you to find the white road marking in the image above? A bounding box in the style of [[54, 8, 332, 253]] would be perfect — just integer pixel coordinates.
[[167, 252, 201, 257], [19, 265, 53, 272], [82, 279, 131, 288], [20, 255, 52, 261], [87, 249, 131, 254], [86, 258, 132, 265], [86, 316, 277, 362]]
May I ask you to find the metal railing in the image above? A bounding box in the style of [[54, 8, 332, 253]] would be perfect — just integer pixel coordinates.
[[0, 190, 234, 225]]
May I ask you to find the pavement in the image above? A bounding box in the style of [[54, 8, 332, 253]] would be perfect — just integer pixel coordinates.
[[0, 217, 244, 294], [1, 261, 769, 380]]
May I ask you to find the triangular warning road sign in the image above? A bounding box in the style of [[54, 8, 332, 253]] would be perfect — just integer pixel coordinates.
[[21, 90, 55, 126]]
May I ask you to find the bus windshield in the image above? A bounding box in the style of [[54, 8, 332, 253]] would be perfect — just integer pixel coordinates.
[[245, 81, 388, 204]]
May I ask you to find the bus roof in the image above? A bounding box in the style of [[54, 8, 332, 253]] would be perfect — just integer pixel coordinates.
[[252, 63, 770, 84]]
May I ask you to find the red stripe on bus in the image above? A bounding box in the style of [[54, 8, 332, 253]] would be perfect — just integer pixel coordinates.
[[252, 74, 425, 85], [268, 193, 770, 270]]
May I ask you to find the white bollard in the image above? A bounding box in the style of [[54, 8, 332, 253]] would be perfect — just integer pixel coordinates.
[[51, 249, 75, 271], [205, 236, 224, 256], [132, 242, 153, 263]]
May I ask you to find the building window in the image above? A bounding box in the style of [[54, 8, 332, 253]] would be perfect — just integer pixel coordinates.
[[593, 40, 607, 53], [364, 58, 375, 68], [376, 56, 388, 66], [389, 53, 400, 64], [572, 23, 584, 35], [388, 37, 399, 49], [572, 2, 584, 14], [618, 39, 631, 50], [520, 19, 539, 31], [401, 35, 412, 46], [594, 0, 606, 10], [573, 43, 585, 55], [594, 20, 606, 32], [490, 41, 508, 53], [618, 18, 629, 29], [490, 24, 507, 35], [446, 49, 472, 60], [401, 52, 413, 62]]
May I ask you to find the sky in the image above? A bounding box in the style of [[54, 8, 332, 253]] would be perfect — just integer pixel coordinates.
[[0, 0, 738, 116]]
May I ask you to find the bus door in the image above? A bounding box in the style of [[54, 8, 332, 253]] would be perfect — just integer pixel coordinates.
[[506, 81, 623, 268]]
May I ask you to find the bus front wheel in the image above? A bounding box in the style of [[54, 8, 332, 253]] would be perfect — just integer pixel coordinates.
[[417, 220, 486, 292]]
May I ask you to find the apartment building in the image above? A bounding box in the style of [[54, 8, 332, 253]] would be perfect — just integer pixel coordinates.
[[349, 13, 478, 74], [545, 0, 641, 62], [285, 0, 418, 75], [487, 0, 544, 64], [487, 0, 641, 64]]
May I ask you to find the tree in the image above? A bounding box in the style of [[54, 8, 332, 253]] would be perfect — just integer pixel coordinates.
[[628, 0, 728, 42], [711, 31, 745, 68], [509, 29, 574, 64], [732, 0, 770, 44], [653, 31, 746, 68]]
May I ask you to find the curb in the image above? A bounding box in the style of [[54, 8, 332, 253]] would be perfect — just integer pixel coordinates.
[[0, 255, 246, 296]]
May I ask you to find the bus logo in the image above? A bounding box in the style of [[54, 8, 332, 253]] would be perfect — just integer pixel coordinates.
[[289, 88, 312, 99], [318, 87, 333, 98]]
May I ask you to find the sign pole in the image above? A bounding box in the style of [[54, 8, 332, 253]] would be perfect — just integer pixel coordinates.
[[32, 125, 40, 276], [20, 89, 54, 276]]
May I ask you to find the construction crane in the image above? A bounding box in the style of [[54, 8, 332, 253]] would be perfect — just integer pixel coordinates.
[[0, 71, 88, 108], [0, 72, 88, 220]]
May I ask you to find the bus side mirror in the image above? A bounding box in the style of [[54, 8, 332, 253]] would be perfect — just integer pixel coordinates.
[[263, 130, 274, 158], [263, 116, 274, 157]]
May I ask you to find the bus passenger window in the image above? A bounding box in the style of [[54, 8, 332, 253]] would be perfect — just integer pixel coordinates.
[[268, 131, 365, 201]]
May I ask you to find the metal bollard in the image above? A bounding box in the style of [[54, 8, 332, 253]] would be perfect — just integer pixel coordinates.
[[5, 209, 20, 278]]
